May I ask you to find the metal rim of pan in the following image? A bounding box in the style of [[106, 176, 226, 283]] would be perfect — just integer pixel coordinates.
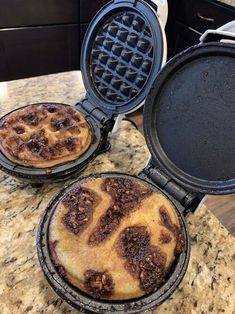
[[36, 172, 190, 314], [0, 103, 103, 182]]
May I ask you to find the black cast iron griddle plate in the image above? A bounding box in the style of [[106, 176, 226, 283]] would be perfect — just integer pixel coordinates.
[[81, 0, 164, 114], [144, 43, 235, 194], [37, 172, 189, 314]]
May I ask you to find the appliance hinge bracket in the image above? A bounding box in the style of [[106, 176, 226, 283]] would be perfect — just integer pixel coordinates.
[[142, 164, 198, 210], [76, 99, 112, 127]]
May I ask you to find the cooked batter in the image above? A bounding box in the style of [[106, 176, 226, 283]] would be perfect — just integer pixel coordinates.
[[0, 104, 92, 168], [49, 176, 185, 300]]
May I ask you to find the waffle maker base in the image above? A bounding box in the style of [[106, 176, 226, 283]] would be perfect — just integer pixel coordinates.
[[37, 173, 190, 314], [0, 103, 112, 184]]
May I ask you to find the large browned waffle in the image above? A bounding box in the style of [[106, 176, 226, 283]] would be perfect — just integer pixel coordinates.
[[49, 177, 185, 300], [0, 104, 92, 168]]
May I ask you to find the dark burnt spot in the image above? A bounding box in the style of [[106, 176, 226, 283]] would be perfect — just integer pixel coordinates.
[[49, 142, 64, 156], [89, 206, 124, 245], [26, 130, 48, 155], [159, 231, 172, 244], [51, 116, 72, 131], [45, 104, 59, 113], [62, 187, 99, 235], [139, 246, 166, 292], [64, 137, 77, 151], [89, 178, 152, 245], [29, 139, 64, 160], [159, 206, 185, 254], [22, 110, 40, 126], [116, 224, 167, 293], [159, 207, 177, 235], [117, 225, 150, 264], [84, 270, 114, 299], [27, 141, 41, 154], [139, 267, 165, 293], [140, 246, 166, 272], [175, 232, 185, 254], [13, 126, 25, 134], [117, 226, 167, 294]]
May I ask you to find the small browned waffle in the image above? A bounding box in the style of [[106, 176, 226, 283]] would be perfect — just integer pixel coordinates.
[[49, 177, 185, 300], [0, 104, 92, 168]]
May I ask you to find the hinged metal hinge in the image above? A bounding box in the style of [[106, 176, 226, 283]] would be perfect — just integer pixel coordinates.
[[142, 164, 198, 210], [76, 99, 112, 127]]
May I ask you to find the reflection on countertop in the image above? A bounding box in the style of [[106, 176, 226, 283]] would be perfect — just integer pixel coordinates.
[[0, 71, 234, 314]]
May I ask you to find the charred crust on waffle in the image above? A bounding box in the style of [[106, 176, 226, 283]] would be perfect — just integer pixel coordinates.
[[13, 126, 25, 134], [0, 103, 91, 167], [62, 187, 100, 236], [84, 270, 114, 299], [139, 246, 167, 292], [159, 231, 172, 244], [117, 225, 150, 264], [88, 178, 153, 246], [51, 115, 72, 131], [21, 110, 42, 126], [44, 104, 59, 113], [26, 130, 48, 154], [159, 206, 185, 253], [64, 137, 77, 151], [117, 225, 167, 293]]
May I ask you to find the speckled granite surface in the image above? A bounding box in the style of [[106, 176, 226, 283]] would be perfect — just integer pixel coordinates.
[[0, 72, 234, 314], [217, 0, 235, 6]]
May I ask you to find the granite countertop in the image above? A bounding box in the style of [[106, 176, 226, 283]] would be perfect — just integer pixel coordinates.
[[0, 71, 234, 314], [216, 0, 235, 7]]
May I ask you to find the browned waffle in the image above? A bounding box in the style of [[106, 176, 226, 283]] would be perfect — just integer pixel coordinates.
[[49, 177, 185, 300], [0, 104, 92, 168]]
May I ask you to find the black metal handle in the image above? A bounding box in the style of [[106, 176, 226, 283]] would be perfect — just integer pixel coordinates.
[[197, 12, 215, 23]]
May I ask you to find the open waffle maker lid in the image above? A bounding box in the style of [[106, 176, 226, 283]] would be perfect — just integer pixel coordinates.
[[144, 41, 235, 195], [81, 0, 165, 115]]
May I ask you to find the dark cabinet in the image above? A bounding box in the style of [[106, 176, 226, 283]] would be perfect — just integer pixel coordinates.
[[177, 0, 235, 33], [0, 0, 79, 28], [0, 0, 80, 81], [79, 0, 109, 47], [0, 0, 111, 81], [166, 0, 235, 59], [80, 0, 109, 23], [0, 25, 79, 81], [170, 22, 201, 56]]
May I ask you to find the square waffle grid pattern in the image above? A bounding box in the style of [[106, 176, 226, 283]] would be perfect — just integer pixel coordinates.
[[90, 12, 154, 104]]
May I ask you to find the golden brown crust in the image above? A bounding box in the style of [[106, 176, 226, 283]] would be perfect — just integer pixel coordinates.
[[49, 177, 185, 300], [0, 104, 92, 168]]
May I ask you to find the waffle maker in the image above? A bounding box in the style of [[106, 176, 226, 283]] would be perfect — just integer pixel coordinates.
[[37, 23, 235, 313], [0, 0, 167, 184]]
